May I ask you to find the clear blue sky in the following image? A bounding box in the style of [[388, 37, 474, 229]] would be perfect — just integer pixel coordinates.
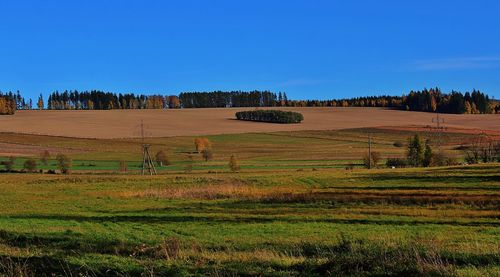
[[1, 0, 499, 100]]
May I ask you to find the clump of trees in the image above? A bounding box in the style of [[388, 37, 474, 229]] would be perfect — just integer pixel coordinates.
[[389, 134, 458, 168], [0, 94, 16, 115], [464, 137, 500, 164], [235, 110, 304, 124]]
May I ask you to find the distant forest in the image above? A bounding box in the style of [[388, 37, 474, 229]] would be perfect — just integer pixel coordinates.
[[1, 88, 499, 115]]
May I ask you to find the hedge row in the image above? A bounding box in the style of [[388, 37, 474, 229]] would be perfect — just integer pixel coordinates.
[[235, 110, 304, 124]]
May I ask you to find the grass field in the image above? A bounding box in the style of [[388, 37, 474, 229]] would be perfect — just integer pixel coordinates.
[[0, 165, 498, 276], [0, 123, 499, 276]]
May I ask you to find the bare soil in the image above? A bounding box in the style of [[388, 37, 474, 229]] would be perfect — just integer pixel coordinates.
[[0, 107, 498, 138]]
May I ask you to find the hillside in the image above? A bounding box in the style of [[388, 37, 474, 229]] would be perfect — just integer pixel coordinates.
[[0, 107, 498, 139]]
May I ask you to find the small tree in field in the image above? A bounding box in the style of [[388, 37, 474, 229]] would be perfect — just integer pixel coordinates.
[[23, 159, 37, 172], [423, 143, 433, 167], [229, 155, 240, 172], [40, 150, 50, 166], [56, 154, 72, 174], [363, 151, 381, 169], [118, 160, 128, 172], [194, 138, 211, 153], [155, 150, 170, 166], [201, 149, 213, 162], [407, 134, 424, 167]]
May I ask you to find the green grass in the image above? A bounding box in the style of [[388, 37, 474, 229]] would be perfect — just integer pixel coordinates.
[[0, 128, 498, 276], [0, 165, 498, 276]]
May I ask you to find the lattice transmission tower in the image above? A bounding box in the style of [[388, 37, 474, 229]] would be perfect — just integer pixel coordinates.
[[136, 120, 157, 175]]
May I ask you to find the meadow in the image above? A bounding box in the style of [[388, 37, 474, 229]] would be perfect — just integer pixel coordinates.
[[0, 125, 498, 276]]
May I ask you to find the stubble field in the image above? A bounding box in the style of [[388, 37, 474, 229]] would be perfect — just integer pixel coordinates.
[[0, 107, 498, 138]]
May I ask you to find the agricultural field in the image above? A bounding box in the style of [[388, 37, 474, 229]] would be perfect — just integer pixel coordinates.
[[0, 110, 499, 276], [0, 107, 498, 138]]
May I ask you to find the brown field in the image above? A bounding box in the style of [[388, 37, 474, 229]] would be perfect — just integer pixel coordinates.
[[0, 107, 498, 138]]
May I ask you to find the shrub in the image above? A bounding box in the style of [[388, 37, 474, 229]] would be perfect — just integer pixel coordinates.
[[56, 154, 72, 174], [393, 141, 404, 147], [386, 158, 407, 168], [229, 155, 240, 172], [235, 110, 304, 124], [23, 159, 37, 172], [1, 156, 16, 172], [433, 152, 458, 166], [155, 150, 170, 166]]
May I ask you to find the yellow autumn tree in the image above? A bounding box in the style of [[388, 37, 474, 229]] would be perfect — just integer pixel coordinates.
[[194, 138, 212, 153]]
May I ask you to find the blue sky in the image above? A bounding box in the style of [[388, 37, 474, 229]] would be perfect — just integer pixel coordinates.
[[1, 0, 499, 100]]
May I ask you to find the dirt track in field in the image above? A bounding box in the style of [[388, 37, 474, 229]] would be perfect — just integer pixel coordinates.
[[0, 107, 498, 139]]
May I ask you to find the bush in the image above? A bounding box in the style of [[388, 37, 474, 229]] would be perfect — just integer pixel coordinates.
[[1, 156, 16, 172], [235, 110, 304, 124], [155, 150, 170, 166], [393, 141, 404, 147], [433, 152, 458, 166], [23, 159, 37, 172], [229, 155, 240, 172], [386, 158, 407, 168]]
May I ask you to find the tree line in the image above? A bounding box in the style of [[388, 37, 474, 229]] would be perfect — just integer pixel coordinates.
[[46, 90, 181, 110], [1, 88, 498, 114], [179, 91, 281, 108]]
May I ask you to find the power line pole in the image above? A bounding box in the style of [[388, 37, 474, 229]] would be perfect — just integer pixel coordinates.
[[431, 113, 445, 153]]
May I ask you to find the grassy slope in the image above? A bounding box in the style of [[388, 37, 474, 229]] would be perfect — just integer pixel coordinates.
[[0, 128, 498, 275], [0, 165, 498, 276]]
